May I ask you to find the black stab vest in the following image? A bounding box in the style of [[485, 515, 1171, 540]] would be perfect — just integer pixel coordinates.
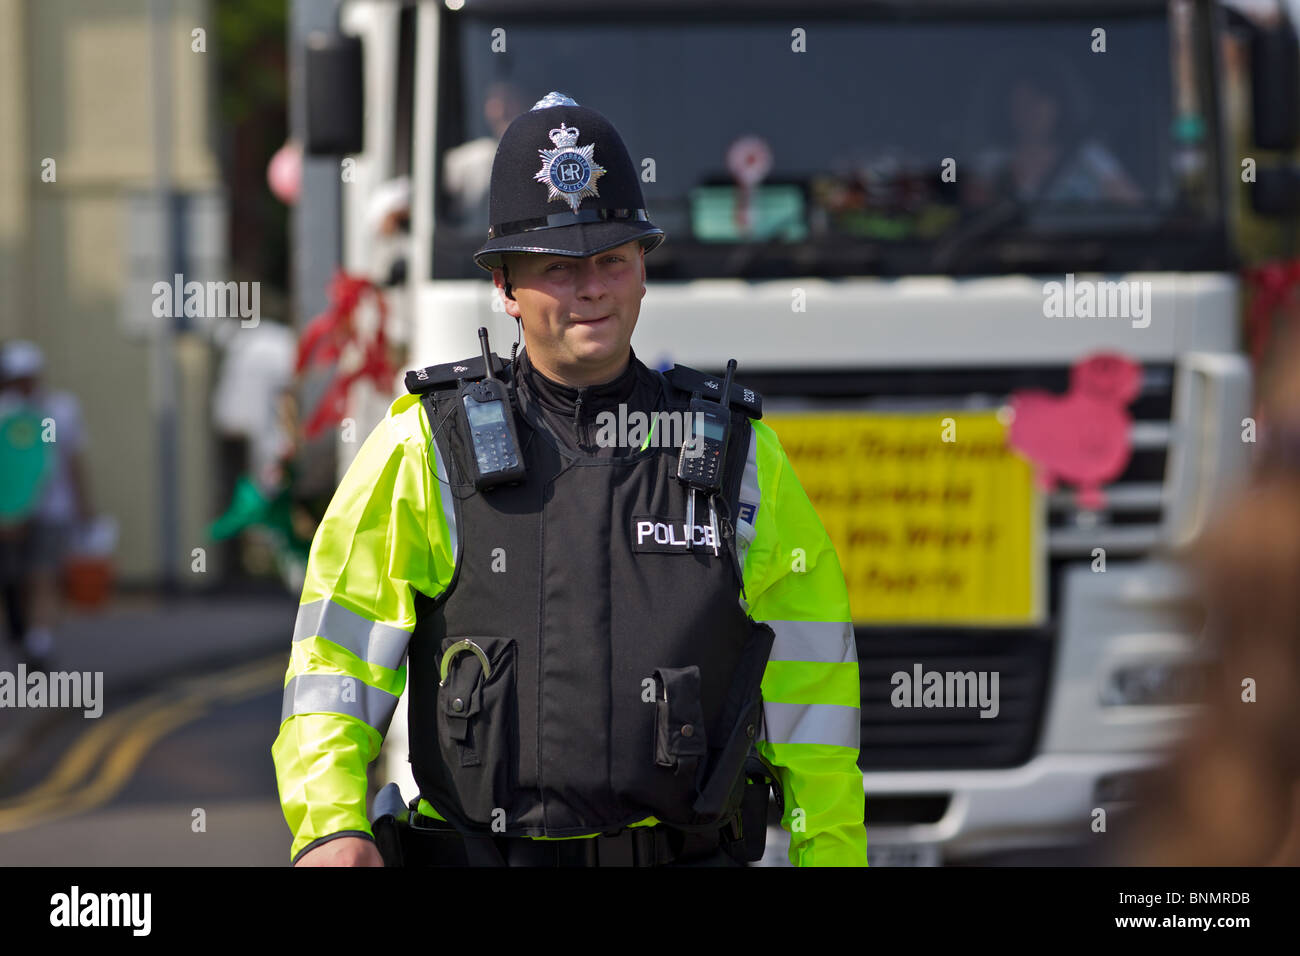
[[407, 360, 773, 837]]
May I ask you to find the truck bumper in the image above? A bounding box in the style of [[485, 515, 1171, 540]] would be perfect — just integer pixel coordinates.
[[857, 751, 1165, 861], [755, 752, 1168, 866]]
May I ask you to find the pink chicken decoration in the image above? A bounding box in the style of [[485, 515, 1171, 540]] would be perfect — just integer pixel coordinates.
[[1006, 352, 1142, 511]]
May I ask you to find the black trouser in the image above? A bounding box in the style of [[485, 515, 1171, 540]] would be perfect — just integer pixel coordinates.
[[2, 582, 26, 647], [0, 526, 30, 646]]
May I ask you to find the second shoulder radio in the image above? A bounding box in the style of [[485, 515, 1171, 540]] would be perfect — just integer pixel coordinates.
[[676, 358, 738, 494]]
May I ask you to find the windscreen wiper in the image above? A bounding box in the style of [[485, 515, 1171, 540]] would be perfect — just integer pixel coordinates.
[[716, 214, 891, 278], [930, 196, 1026, 273]]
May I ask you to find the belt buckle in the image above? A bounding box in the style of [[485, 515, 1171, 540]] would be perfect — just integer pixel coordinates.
[[408, 803, 460, 836], [605, 828, 666, 867], [632, 828, 663, 867], [598, 830, 636, 867], [512, 837, 578, 867], [408, 809, 443, 832]]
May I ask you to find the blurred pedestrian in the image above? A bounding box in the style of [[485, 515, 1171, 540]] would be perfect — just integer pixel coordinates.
[[0, 340, 94, 667], [0, 386, 35, 658], [1114, 330, 1300, 866]]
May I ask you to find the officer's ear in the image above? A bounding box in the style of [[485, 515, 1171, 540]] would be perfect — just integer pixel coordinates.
[[493, 261, 521, 317]]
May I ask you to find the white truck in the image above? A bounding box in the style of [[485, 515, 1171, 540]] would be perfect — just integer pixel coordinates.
[[298, 0, 1298, 864]]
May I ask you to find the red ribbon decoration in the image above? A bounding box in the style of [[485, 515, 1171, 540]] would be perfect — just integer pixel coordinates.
[[296, 270, 396, 439], [1243, 258, 1300, 371]]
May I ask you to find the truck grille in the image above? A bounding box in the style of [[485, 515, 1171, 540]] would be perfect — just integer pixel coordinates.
[[855, 623, 1054, 771], [742, 363, 1176, 769]]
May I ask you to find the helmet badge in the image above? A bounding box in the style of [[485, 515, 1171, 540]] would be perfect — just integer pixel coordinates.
[[533, 122, 606, 213]]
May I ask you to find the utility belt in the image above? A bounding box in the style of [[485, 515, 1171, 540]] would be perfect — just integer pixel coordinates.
[[371, 751, 781, 868], [385, 812, 727, 867]]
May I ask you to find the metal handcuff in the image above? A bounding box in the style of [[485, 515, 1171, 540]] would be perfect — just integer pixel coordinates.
[[439, 639, 492, 687]]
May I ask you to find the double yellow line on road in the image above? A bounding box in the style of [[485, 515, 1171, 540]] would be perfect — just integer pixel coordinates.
[[0, 654, 286, 833]]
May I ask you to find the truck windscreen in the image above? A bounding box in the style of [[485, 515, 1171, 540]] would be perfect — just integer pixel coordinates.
[[433, 6, 1223, 279]]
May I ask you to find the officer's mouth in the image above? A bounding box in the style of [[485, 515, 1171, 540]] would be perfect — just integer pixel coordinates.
[[570, 314, 612, 327]]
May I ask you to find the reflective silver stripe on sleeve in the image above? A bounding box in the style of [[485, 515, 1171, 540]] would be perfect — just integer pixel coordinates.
[[767, 620, 857, 664], [760, 701, 860, 749], [292, 599, 411, 671], [281, 673, 400, 735], [432, 437, 459, 563]]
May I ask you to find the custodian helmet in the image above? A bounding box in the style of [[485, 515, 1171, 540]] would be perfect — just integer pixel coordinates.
[[473, 92, 665, 272]]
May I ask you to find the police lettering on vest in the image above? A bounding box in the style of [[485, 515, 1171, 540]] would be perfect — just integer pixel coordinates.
[[632, 516, 719, 553]]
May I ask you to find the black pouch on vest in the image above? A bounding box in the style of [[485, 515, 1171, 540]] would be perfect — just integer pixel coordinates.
[[436, 636, 518, 825], [372, 815, 404, 867], [653, 666, 709, 779], [370, 781, 409, 867], [693, 620, 776, 821], [725, 750, 782, 863]]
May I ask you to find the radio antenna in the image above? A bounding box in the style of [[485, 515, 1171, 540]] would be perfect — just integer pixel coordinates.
[[478, 327, 496, 381], [719, 358, 737, 408]]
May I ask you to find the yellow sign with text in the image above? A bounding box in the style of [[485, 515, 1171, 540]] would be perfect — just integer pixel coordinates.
[[766, 410, 1044, 625]]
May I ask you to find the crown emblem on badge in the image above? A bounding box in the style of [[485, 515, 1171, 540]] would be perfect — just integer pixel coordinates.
[[534, 122, 606, 213], [548, 123, 581, 149]]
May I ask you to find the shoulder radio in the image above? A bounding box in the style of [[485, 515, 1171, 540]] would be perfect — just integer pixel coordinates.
[[677, 358, 738, 494], [459, 327, 526, 491]]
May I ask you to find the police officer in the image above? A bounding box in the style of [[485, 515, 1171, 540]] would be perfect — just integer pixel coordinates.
[[274, 93, 867, 867]]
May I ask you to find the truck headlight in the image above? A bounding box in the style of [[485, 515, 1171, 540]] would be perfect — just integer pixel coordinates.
[[1100, 659, 1206, 707]]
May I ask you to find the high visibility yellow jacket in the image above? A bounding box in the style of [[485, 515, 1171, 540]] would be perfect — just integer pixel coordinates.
[[272, 389, 867, 866]]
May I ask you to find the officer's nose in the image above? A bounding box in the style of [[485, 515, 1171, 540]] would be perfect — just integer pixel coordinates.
[[574, 258, 610, 300]]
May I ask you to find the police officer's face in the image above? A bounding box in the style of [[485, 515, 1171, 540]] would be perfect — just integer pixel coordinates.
[[495, 241, 646, 386]]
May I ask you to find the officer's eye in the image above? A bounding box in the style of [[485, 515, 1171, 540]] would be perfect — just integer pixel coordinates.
[[546, 262, 569, 272]]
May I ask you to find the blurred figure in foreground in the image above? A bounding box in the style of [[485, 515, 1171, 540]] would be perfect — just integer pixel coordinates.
[[0, 341, 94, 667], [1116, 331, 1300, 865]]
